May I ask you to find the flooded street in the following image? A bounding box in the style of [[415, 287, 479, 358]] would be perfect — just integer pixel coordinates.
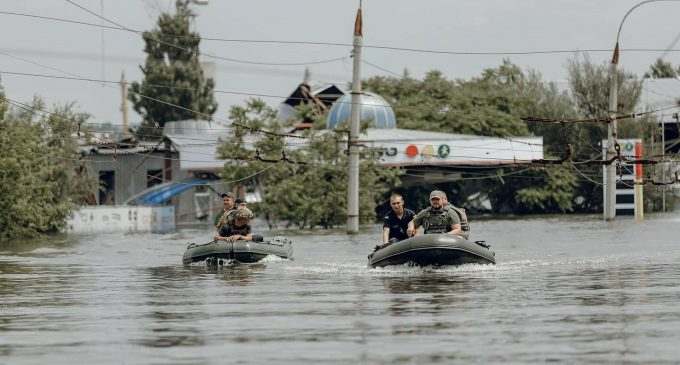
[[2, 215, 680, 364]]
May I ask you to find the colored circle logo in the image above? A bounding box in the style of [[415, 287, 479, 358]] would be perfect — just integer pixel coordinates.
[[624, 142, 634, 152], [405, 145, 418, 158], [438, 144, 450, 158], [422, 145, 435, 158]]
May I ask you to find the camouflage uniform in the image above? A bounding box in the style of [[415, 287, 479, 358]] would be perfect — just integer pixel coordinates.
[[412, 206, 461, 234], [444, 205, 470, 239], [215, 208, 237, 230], [218, 208, 254, 237]]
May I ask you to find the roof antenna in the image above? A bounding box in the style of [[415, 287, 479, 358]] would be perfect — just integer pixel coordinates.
[[303, 67, 311, 85]]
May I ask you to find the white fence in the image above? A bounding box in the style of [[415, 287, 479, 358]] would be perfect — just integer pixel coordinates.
[[66, 206, 175, 234]]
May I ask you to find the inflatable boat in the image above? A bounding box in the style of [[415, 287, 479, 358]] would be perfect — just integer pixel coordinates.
[[368, 234, 495, 268], [182, 236, 293, 265]]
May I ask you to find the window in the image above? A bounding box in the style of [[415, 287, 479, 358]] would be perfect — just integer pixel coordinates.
[[147, 169, 163, 188], [99, 170, 115, 205]]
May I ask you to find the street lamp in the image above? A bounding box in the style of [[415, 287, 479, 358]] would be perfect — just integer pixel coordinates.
[[605, 0, 680, 220]]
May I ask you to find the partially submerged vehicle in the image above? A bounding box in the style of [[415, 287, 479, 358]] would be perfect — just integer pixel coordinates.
[[183, 235, 293, 265], [368, 234, 495, 268]]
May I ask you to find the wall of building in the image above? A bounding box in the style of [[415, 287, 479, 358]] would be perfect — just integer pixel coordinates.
[[86, 152, 178, 205], [83, 150, 227, 228], [66, 206, 175, 234]]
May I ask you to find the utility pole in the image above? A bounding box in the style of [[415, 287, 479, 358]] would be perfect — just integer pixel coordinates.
[[604, 43, 619, 221], [119, 71, 130, 138], [662, 118, 667, 211], [347, 3, 363, 234], [609, 0, 680, 219]]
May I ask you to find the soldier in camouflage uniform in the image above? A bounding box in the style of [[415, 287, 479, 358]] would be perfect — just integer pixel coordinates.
[[215, 192, 236, 230], [214, 208, 254, 242], [439, 191, 471, 239], [407, 190, 462, 236]]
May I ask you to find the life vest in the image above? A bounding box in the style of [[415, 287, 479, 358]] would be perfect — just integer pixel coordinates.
[[421, 208, 455, 234], [448, 205, 470, 238], [215, 208, 237, 230]]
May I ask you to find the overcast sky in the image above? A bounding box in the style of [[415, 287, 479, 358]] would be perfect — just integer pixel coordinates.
[[2, 0, 680, 125]]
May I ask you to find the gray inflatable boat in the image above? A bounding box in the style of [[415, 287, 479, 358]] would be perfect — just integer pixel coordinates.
[[182, 236, 293, 265], [368, 234, 495, 268]]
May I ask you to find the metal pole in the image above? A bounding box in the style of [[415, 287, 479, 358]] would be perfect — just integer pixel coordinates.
[[611, 1, 680, 217], [634, 142, 644, 221], [120, 71, 130, 138], [347, 5, 362, 234], [605, 44, 619, 220], [662, 120, 666, 211]]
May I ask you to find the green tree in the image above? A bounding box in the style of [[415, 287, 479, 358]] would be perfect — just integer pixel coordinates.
[[644, 58, 677, 78], [218, 99, 401, 229], [0, 92, 96, 242], [129, 0, 217, 139], [364, 60, 579, 214], [565, 56, 643, 211]]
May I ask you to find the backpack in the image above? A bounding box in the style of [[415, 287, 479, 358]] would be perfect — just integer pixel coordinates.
[[449, 206, 470, 238]]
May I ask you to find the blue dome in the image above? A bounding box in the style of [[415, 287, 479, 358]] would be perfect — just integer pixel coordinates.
[[326, 92, 396, 129]]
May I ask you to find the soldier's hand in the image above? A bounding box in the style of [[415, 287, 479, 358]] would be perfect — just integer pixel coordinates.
[[407, 227, 415, 236]]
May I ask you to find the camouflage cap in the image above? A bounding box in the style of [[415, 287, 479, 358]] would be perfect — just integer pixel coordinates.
[[234, 208, 254, 220], [429, 190, 447, 200]]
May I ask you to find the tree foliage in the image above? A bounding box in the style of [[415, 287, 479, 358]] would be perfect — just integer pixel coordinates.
[[644, 58, 677, 78], [365, 60, 579, 213], [129, 0, 217, 139], [564, 56, 644, 211], [0, 90, 96, 242], [364, 63, 530, 137], [218, 99, 402, 229]]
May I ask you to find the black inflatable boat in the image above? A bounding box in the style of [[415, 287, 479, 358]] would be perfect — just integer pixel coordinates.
[[368, 234, 495, 268], [182, 236, 293, 265]]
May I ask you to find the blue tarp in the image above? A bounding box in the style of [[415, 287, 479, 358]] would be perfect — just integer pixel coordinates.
[[128, 179, 209, 206]]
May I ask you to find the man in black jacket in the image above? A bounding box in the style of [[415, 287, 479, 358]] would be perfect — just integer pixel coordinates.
[[379, 194, 415, 249]]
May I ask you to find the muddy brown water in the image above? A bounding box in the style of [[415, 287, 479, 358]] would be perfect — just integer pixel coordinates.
[[1, 215, 680, 364]]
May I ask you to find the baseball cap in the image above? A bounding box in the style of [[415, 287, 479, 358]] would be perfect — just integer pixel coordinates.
[[429, 190, 446, 200]]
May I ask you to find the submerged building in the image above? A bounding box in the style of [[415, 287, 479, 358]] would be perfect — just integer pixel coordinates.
[[70, 120, 234, 233]]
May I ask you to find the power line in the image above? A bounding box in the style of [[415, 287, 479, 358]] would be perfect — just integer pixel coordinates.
[[9, 10, 680, 57], [6, 69, 680, 158], [0, 69, 396, 110], [58, 2, 348, 67], [6, 94, 679, 186], [522, 103, 680, 124], [362, 60, 402, 78]]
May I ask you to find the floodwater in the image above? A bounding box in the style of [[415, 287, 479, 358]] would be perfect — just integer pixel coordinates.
[[1, 215, 680, 364]]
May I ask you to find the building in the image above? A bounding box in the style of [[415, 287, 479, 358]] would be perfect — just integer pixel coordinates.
[[637, 78, 680, 208], [71, 120, 233, 233], [322, 88, 543, 185]]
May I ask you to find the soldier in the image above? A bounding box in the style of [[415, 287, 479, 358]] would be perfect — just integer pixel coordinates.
[[438, 190, 471, 239], [407, 190, 462, 237], [214, 192, 236, 230], [214, 208, 254, 242], [235, 198, 248, 210]]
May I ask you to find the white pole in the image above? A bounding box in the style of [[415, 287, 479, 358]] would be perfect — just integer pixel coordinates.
[[634, 142, 644, 221], [605, 44, 619, 220], [662, 121, 666, 211], [120, 71, 130, 138], [347, 5, 363, 234]]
